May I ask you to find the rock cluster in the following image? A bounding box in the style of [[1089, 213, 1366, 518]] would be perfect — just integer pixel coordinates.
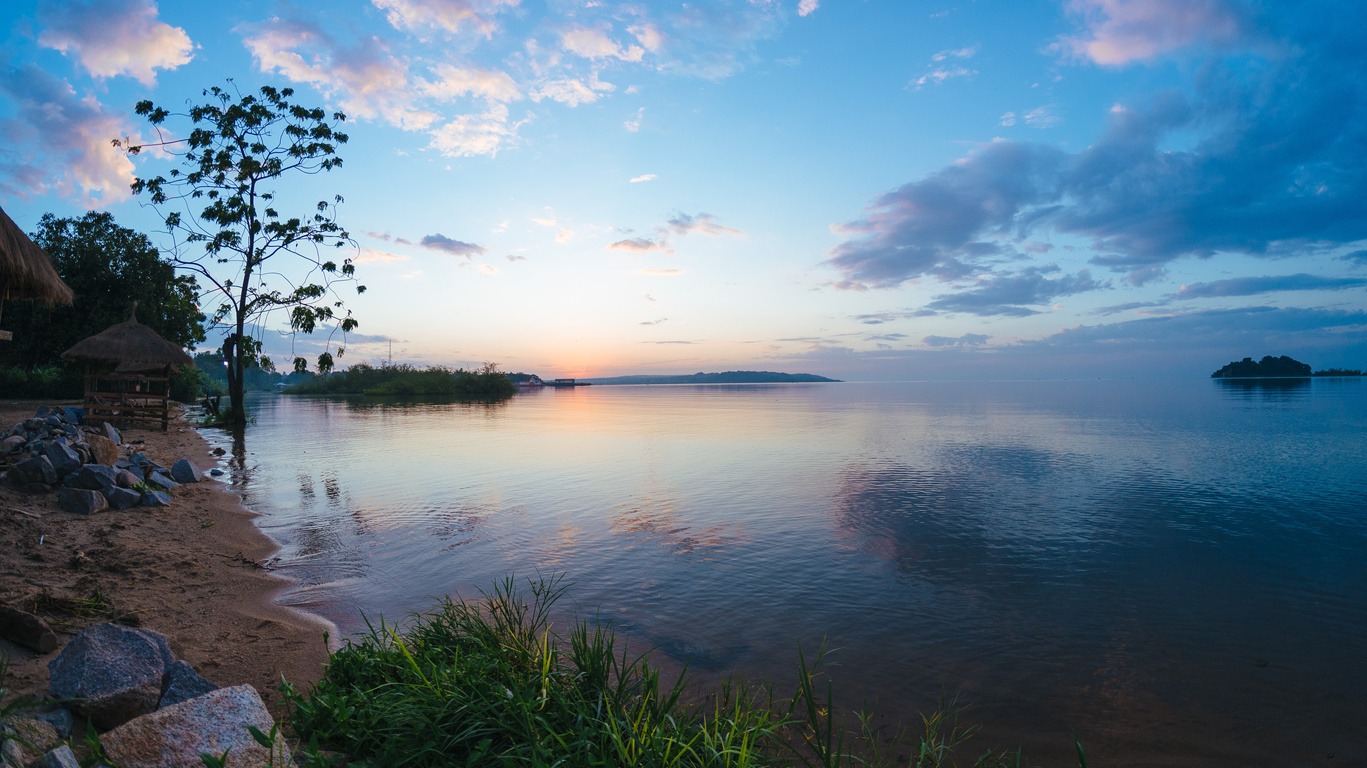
[[1, 623, 288, 768], [2, 406, 203, 513]]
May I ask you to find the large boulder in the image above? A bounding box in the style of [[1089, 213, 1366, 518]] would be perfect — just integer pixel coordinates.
[[98, 685, 291, 768], [67, 464, 119, 493], [85, 434, 121, 466], [104, 486, 143, 511], [169, 459, 202, 484], [47, 624, 173, 730], [58, 488, 108, 516], [42, 441, 82, 477], [7, 455, 57, 489], [157, 660, 219, 709]]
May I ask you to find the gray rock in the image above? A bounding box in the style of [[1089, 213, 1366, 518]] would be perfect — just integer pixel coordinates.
[[35, 405, 52, 418], [158, 660, 219, 708], [140, 491, 173, 507], [104, 486, 143, 510], [114, 469, 143, 488], [63, 407, 84, 424], [58, 488, 109, 516], [0, 434, 24, 453], [68, 464, 119, 492], [47, 623, 171, 730], [31, 707, 75, 739], [7, 455, 57, 488], [30, 744, 80, 768], [0, 717, 60, 765], [99, 685, 291, 768], [43, 441, 82, 477], [169, 459, 202, 484], [146, 471, 179, 490], [103, 422, 122, 445]]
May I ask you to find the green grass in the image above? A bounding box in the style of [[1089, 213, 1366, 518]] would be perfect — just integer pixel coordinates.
[[283, 575, 1077, 768]]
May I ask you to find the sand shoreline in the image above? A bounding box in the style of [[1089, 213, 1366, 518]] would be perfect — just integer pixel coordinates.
[[0, 400, 332, 716]]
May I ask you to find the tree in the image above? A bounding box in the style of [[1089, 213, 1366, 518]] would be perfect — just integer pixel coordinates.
[[0, 211, 205, 371], [121, 82, 364, 427]]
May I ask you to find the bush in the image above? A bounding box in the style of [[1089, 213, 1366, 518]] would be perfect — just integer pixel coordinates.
[[285, 361, 516, 401], [0, 365, 82, 399]]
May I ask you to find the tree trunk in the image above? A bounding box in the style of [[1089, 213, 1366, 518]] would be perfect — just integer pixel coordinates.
[[225, 334, 247, 428]]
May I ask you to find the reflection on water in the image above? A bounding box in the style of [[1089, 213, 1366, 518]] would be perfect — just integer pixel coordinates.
[[210, 379, 1367, 766], [1214, 377, 1312, 403]]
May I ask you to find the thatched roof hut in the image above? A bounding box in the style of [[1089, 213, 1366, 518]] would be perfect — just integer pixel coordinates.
[[62, 304, 192, 371], [0, 205, 74, 306]]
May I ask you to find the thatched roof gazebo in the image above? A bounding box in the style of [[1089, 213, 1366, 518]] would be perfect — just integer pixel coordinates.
[[0, 205, 74, 341], [62, 305, 191, 430]]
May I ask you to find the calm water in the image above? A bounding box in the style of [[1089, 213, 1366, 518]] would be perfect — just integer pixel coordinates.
[[209, 379, 1367, 766]]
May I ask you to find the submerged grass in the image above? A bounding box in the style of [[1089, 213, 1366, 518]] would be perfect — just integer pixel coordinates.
[[283, 575, 1077, 768]]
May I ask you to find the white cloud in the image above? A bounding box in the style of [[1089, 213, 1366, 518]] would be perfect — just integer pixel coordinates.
[[531, 77, 610, 106], [625, 107, 645, 132], [930, 45, 977, 62], [562, 26, 645, 62], [241, 18, 436, 130], [629, 173, 657, 183], [914, 66, 977, 90], [372, 0, 519, 39], [798, 0, 819, 17], [429, 104, 520, 156], [37, 0, 193, 86], [0, 65, 135, 204], [420, 64, 521, 102], [1056, 0, 1246, 65], [356, 249, 411, 263]]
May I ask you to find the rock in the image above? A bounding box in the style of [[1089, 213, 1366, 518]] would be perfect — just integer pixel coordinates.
[[209, 468, 225, 477], [0, 717, 61, 766], [47, 623, 172, 730], [31, 707, 75, 740], [158, 660, 219, 708], [86, 434, 121, 465], [103, 422, 122, 445], [115, 469, 143, 488], [139, 491, 173, 507], [99, 685, 291, 768], [29, 744, 80, 768], [7, 455, 57, 489], [68, 464, 119, 492], [42, 441, 82, 477], [169, 459, 202, 484], [59, 488, 108, 515], [0, 434, 24, 453], [146, 471, 179, 490], [0, 602, 59, 652], [104, 486, 143, 510], [63, 407, 84, 425]]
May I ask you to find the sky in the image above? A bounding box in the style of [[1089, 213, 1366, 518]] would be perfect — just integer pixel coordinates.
[[3, 0, 1366, 381]]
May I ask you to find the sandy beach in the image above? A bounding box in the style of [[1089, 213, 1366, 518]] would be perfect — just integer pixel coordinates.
[[0, 401, 331, 716]]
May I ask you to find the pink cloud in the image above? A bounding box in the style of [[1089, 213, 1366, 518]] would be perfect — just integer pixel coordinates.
[[1057, 0, 1246, 65], [38, 0, 193, 85]]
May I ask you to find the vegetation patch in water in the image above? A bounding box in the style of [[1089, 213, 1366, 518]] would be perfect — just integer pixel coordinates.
[[284, 362, 515, 400]]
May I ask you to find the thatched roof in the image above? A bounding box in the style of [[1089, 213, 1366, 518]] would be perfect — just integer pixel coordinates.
[[0, 205, 74, 305], [62, 305, 192, 370]]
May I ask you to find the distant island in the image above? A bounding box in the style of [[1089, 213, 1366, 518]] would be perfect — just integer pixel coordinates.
[[584, 371, 841, 386], [1211, 355, 1364, 378]]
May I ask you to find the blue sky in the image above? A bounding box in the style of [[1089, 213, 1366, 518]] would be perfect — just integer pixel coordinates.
[[3, 0, 1366, 380]]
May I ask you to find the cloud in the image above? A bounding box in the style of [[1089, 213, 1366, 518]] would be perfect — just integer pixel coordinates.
[[561, 26, 645, 62], [1342, 250, 1367, 265], [37, 0, 193, 86], [913, 46, 977, 89], [372, 0, 519, 39], [476, 263, 498, 276], [640, 318, 668, 325], [625, 108, 645, 132], [428, 103, 520, 156], [0, 65, 135, 204], [530, 77, 610, 106], [506, 253, 527, 261], [798, 0, 819, 17], [420, 64, 520, 102], [1177, 274, 1367, 299], [665, 212, 742, 237], [829, 17, 1367, 290], [356, 249, 411, 263], [638, 269, 683, 276], [241, 18, 436, 130], [641, 2, 788, 80], [926, 267, 1108, 317], [420, 234, 486, 257], [1055, 0, 1248, 65], [367, 231, 414, 245], [924, 333, 990, 347], [609, 237, 668, 253], [629, 173, 656, 183]]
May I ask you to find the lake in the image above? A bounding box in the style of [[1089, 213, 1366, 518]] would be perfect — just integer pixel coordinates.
[[208, 379, 1367, 766]]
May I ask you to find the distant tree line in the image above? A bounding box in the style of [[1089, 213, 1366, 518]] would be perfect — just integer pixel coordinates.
[[1211, 355, 1364, 378]]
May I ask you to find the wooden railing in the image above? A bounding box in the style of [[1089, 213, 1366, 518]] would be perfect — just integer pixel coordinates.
[[83, 373, 173, 431]]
